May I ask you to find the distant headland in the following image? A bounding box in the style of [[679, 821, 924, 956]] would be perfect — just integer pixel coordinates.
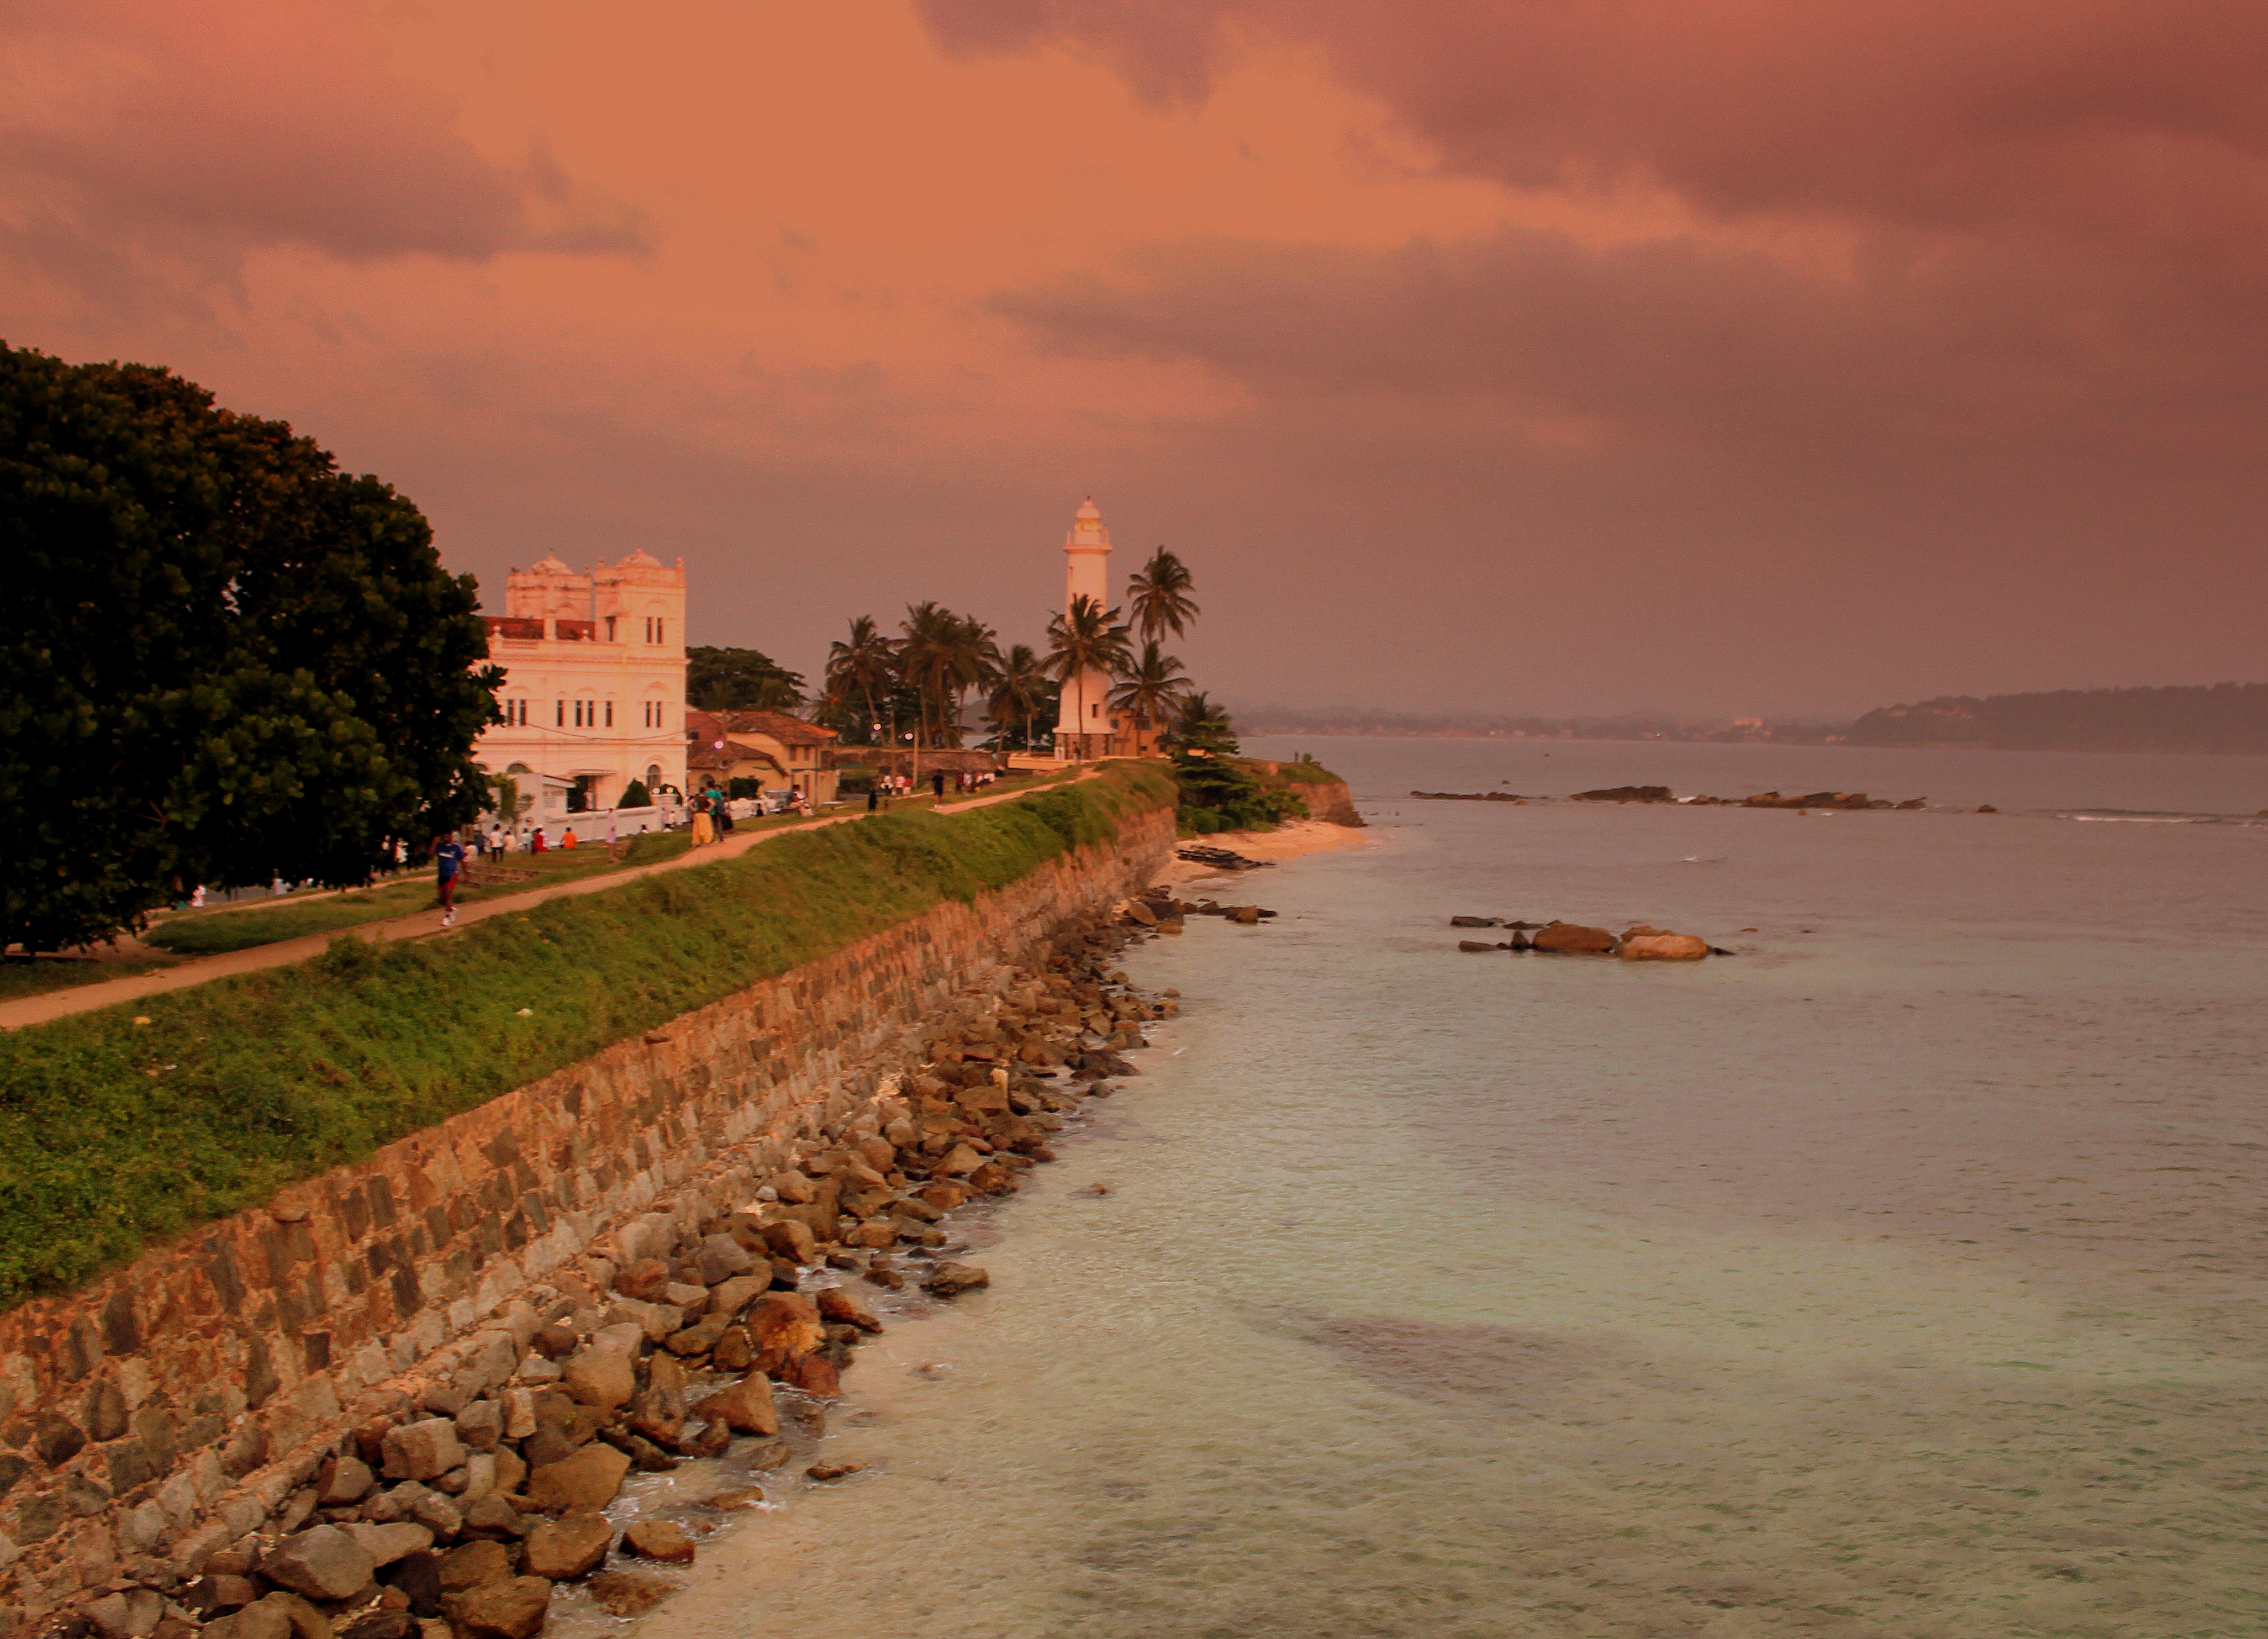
[[1238, 681, 2268, 756]]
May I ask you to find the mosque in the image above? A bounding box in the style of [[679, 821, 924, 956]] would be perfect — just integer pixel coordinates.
[[471, 550, 690, 819]]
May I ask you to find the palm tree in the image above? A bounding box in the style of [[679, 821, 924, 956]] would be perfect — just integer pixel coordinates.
[[986, 643, 1049, 751], [1127, 547, 1200, 647], [1173, 691, 1238, 757], [1107, 642, 1191, 747], [897, 601, 957, 751], [825, 615, 898, 745], [1045, 594, 1136, 755]]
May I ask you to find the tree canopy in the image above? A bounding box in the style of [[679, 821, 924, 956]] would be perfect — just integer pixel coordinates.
[[685, 645, 807, 713], [0, 344, 500, 952]]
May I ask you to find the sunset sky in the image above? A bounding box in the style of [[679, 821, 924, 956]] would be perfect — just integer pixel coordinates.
[[4, 0, 2262, 718]]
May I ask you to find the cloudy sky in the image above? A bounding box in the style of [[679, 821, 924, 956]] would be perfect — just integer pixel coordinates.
[[5, 0, 2261, 718]]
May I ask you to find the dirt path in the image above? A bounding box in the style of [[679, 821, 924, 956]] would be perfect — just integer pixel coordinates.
[[0, 771, 1099, 1032]]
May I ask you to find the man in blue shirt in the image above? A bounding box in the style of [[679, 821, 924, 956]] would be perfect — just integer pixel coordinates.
[[434, 831, 467, 926]]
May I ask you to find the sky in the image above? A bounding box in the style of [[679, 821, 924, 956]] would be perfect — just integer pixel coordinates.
[[4, 0, 2263, 719]]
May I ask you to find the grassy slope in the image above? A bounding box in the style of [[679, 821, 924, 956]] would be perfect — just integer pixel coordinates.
[[0, 766, 1172, 1309]]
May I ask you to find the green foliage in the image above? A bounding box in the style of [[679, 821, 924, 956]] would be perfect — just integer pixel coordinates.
[[1174, 692, 1240, 757], [618, 779, 651, 809], [487, 774, 533, 829], [1173, 752, 1306, 831], [685, 645, 807, 712], [0, 766, 1173, 1308], [0, 344, 500, 952], [726, 777, 762, 800]]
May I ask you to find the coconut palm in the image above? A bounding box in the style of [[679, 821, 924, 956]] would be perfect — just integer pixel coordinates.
[[985, 642, 1051, 751], [898, 604, 998, 749], [1173, 691, 1238, 757], [1127, 547, 1200, 647], [825, 614, 898, 745], [1044, 594, 1135, 753], [1107, 641, 1191, 741]]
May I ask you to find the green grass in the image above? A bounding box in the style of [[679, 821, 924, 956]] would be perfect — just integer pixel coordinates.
[[0, 764, 1174, 1309], [143, 834, 698, 955]]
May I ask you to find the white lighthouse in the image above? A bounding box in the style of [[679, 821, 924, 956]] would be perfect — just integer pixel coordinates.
[[1052, 497, 1121, 760]]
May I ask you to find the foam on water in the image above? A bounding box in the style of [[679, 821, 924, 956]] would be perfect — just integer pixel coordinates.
[[651, 739, 2267, 1639]]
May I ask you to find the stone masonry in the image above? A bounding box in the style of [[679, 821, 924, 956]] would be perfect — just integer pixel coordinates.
[[0, 802, 1174, 1630]]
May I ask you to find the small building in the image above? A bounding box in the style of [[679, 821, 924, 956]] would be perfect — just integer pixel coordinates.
[[687, 709, 841, 805], [472, 551, 689, 818]]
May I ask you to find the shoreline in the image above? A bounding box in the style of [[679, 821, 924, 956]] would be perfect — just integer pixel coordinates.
[[1154, 817, 1374, 886]]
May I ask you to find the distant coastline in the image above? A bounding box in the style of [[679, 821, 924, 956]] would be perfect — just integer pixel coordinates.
[[1239, 681, 2268, 757]]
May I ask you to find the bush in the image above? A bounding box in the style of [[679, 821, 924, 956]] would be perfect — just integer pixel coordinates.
[[619, 779, 651, 809]]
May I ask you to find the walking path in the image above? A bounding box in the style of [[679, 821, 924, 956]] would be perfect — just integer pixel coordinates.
[[0, 773, 1098, 1032]]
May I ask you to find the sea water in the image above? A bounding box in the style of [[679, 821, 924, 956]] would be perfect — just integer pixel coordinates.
[[648, 739, 2268, 1639]]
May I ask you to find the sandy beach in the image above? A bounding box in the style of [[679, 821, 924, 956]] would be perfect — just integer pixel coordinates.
[[1152, 817, 1374, 886]]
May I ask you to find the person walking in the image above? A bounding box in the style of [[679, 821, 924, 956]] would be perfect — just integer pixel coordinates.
[[932, 770, 946, 800], [433, 830, 467, 926], [690, 794, 715, 847], [866, 784, 879, 813]]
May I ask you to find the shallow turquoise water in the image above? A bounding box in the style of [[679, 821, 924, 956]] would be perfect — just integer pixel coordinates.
[[653, 741, 2268, 1639]]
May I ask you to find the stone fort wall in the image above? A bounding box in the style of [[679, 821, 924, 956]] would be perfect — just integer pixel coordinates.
[[0, 803, 1175, 1628]]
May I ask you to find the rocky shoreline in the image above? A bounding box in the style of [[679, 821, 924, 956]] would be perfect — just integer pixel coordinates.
[[1412, 786, 1933, 809], [71, 898, 1195, 1639]]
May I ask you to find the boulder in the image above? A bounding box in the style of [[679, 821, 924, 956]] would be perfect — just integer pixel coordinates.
[[317, 1454, 376, 1506], [778, 1353, 840, 1397], [588, 1570, 674, 1619], [1529, 922, 1616, 955], [769, 1172, 819, 1204], [1620, 933, 1710, 961], [708, 1485, 767, 1510], [613, 1258, 673, 1302], [437, 1539, 514, 1593], [526, 1441, 631, 1511], [966, 1163, 1020, 1196], [1121, 900, 1158, 927], [696, 1234, 757, 1285], [339, 1521, 433, 1567], [199, 1605, 292, 1639], [442, 1575, 555, 1639], [816, 1289, 881, 1332], [759, 1219, 820, 1266], [694, 1373, 779, 1436], [336, 1611, 418, 1639], [628, 1384, 687, 1445], [621, 1519, 695, 1564], [521, 1507, 613, 1582], [458, 1494, 529, 1541], [747, 1292, 825, 1357], [380, 1419, 466, 1483], [455, 1399, 503, 1453], [707, 1274, 768, 1317], [561, 1338, 638, 1411], [924, 1262, 990, 1298], [259, 1525, 376, 1601], [1448, 915, 1499, 927], [1457, 940, 1497, 953], [936, 1144, 985, 1177]]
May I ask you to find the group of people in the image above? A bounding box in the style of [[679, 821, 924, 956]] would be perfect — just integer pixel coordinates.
[[687, 783, 810, 846], [865, 768, 1000, 807]]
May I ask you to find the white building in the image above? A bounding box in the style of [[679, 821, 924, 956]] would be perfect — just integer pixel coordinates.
[[472, 551, 689, 819]]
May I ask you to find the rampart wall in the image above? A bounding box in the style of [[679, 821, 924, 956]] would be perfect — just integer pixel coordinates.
[[0, 803, 1175, 1630]]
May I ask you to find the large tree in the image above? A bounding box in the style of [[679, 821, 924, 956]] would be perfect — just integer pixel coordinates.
[[685, 645, 807, 712], [1, 345, 501, 952], [1044, 594, 1135, 743], [1127, 547, 1200, 647]]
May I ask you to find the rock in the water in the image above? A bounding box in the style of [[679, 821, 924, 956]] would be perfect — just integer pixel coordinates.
[[621, 1519, 696, 1564], [442, 1575, 554, 1639], [708, 1485, 767, 1510], [588, 1570, 674, 1618], [259, 1525, 376, 1602], [816, 1288, 882, 1332], [526, 1441, 632, 1511], [805, 1461, 868, 1481], [693, 1373, 779, 1436], [924, 1262, 990, 1298], [1620, 932, 1711, 961], [747, 1292, 825, 1357], [1448, 915, 1499, 927], [1456, 940, 1498, 953], [1529, 921, 1616, 954], [521, 1507, 613, 1582]]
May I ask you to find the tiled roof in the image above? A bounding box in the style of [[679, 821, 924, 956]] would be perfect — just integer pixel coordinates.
[[685, 709, 838, 746]]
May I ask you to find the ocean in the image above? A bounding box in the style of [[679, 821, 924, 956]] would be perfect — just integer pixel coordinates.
[[641, 738, 2268, 1639]]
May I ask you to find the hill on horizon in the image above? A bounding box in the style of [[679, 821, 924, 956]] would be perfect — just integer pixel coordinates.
[[1847, 682, 2268, 754]]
